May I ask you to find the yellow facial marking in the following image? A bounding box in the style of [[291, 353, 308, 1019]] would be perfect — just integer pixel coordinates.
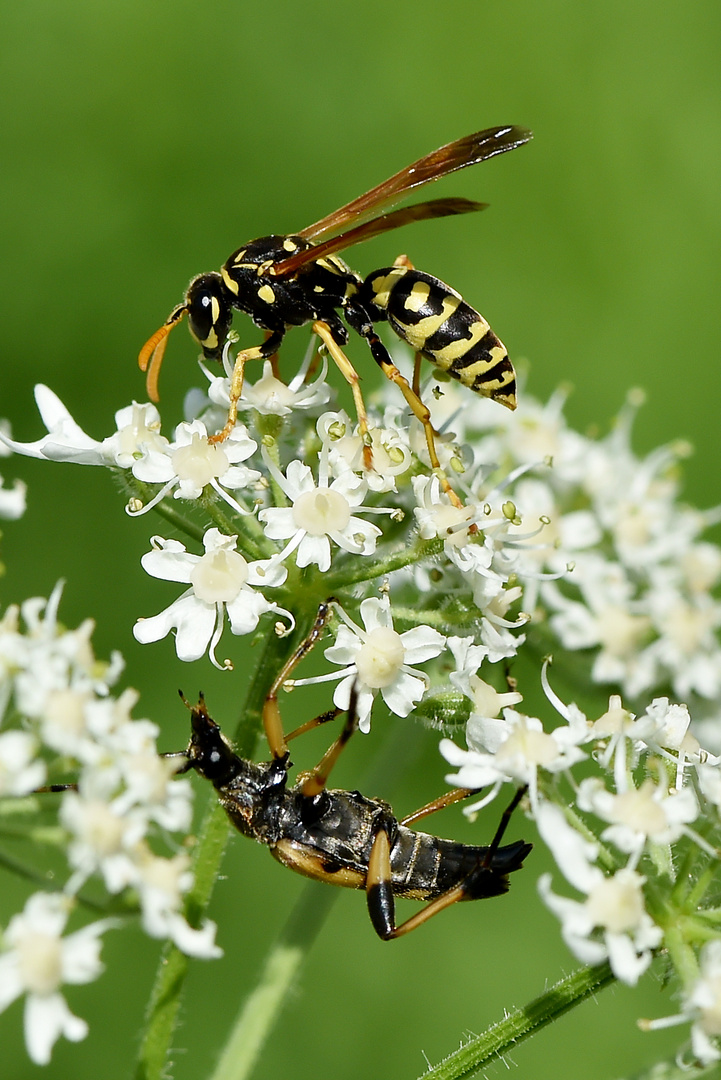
[[283, 238, 298, 252], [258, 284, 276, 305]]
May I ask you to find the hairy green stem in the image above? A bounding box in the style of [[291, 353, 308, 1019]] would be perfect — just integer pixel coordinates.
[[417, 961, 615, 1080], [326, 536, 444, 589], [132, 618, 306, 1080]]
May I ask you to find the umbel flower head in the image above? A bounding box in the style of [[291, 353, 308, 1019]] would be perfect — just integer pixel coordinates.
[[2, 322, 721, 1071], [0, 583, 222, 1057]]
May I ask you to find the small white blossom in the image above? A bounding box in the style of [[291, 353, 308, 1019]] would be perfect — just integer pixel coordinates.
[[133, 528, 290, 669], [293, 596, 445, 732], [205, 339, 332, 417], [687, 940, 721, 1064], [318, 409, 411, 492], [442, 707, 587, 814], [0, 472, 26, 519], [577, 776, 699, 867], [259, 455, 384, 572], [0, 385, 169, 476], [133, 849, 222, 958], [0, 892, 116, 1064], [127, 418, 260, 516], [536, 804, 662, 985], [0, 730, 46, 795]]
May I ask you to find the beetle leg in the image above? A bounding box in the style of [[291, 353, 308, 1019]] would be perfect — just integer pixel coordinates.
[[33, 783, 79, 794], [367, 784, 529, 939], [481, 785, 528, 867], [262, 600, 335, 760], [208, 329, 285, 445], [297, 690, 359, 798], [399, 786, 476, 827], [366, 823, 466, 940]]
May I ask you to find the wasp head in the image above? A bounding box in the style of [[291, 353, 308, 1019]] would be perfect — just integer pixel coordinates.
[[138, 272, 233, 403], [184, 273, 233, 360]]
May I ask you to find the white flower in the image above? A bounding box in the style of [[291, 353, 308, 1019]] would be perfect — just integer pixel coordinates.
[[0, 892, 116, 1064], [441, 707, 587, 814], [127, 418, 260, 516], [293, 596, 445, 732], [447, 635, 524, 719], [576, 776, 699, 867], [0, 730, 46, 795], [133, 528, 290, 669], [318, 409, 411, 492], [60, 791, 151, 893], [205, 339, 332, 417], [258, 455, 384, 573], [688, 940, 721, 1064], [0, 385, 169, 476], [536, 803, 662, 985], [412, 475, 484, 571], [133, 849, 222, 958]]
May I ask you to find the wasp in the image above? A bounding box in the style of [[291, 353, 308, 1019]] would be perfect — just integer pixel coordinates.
[[172, 603, 531, 940], [139, 125, 532, 504]]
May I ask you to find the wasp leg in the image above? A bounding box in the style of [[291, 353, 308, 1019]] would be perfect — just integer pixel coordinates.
[[311, 320, 374, 471], [208, 329, 285, 445], [262, 600, 335, 760], [343, 302, 464, 509]]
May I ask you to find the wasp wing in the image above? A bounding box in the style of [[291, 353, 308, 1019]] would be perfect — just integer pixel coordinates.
[[273, 198, 487, 277], [297, 124, 532, 243]]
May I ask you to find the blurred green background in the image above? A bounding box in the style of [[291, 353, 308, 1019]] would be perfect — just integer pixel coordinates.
[[1, 2, 720, 1078]]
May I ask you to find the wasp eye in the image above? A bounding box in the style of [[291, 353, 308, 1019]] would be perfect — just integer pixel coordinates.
[[185, 273, 232, 359]]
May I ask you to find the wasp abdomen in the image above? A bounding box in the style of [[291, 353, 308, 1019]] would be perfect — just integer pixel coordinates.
[[363, 266, 517, 411]]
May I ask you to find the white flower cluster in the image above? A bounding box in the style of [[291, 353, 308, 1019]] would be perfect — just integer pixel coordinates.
[[0, 584, 220, 1063], [0, 353, 543, 695], [3, 331, 721, 1068], [442, 658, 721, 1064], [458, 386, 721, 707]]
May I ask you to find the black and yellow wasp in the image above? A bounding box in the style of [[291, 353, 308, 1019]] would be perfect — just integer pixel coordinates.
[[139, 125, 532, 499], [172, 603, 531, 940]]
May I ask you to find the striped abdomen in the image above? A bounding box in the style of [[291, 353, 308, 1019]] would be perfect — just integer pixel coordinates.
[[363, 265, 517, 410]]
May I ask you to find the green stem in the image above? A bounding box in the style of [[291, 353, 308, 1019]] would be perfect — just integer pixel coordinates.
[[417, 961, 616, 1080], [209, 881, 336, 1080], [199, 495, 271, 563], [133, 620, 302, 1080], [326, 536, 444, 589]]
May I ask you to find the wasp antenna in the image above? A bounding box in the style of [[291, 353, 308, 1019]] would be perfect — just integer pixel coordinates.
[[138, 306, 188, 401]]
